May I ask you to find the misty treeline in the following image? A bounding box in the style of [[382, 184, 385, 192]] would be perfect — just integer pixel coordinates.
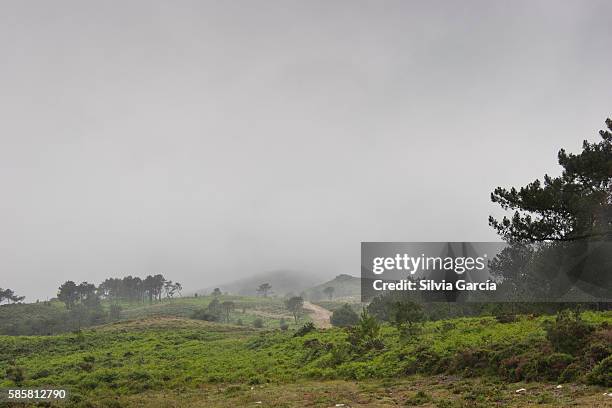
[[370, 118, 612, 323], [0, 275, 183, 336], [0, 288, 24, 305], [57, 274, 182, 310]]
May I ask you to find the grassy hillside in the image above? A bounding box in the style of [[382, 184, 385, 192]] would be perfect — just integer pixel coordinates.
[[118, 295, 303, 329], [0, 295, 307, 335], [0, 300, 71, 335], [1, 310, 610, 407], [303, 274, 361, 301]]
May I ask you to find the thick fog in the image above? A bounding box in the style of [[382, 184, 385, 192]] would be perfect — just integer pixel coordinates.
[[1, 1, 611, 300]]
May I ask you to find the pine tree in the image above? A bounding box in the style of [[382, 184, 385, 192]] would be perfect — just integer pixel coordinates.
[[489, 118, 612, 242]]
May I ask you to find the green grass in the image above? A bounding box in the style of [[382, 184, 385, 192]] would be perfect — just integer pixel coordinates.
[[119, 295, 307, 329], [1, 310, 610, 407]]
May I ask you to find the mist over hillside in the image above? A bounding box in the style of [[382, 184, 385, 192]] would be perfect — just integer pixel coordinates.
[[303, 274, 361, 301], [195, 270, 330, 297]]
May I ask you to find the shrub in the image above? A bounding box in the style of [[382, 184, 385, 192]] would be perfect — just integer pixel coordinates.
[[544, 310, 593, 355], [32, 369, 51, 379], [405, 390, 432, 405], [95, 369, 119, 383], [587, 355, 612, 386], [541, 353, 574, 381], [127, 370, 152, 382], [584, 328, 612, 365], [279, 318, 289, 331], [498, 350, 574, 382], [5, 365, 25, 385], [78, 360, 94, 372], [347, 309, 383, 351], [495, 314, 517, 323], [253, 318, 264, 328], [390, 301, 424, 332], [192, 309, 219, 322], [330, 304, 359, 327], [328, 344, 350, 367], [450, 348, 490, 375], [408, 345, 446, 374], [499, 353, 541, 382], [294, 322, 315, 337], [559, 363, 583, 383]]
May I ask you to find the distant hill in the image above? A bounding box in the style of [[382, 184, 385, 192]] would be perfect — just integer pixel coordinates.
[[195, 270, 327, 297], [303, 274, 361, 301]]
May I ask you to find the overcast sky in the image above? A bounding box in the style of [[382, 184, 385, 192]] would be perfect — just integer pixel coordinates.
[[1, 1, 611, 301]]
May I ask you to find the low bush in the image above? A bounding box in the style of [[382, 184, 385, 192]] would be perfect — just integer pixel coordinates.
[[294, 322, 315, 337], [330, 304, 359, 327], [495, 314, 517, 323], [5, 365, 25, 385], [405, 390, 432, 405], [191, 309, 219, 322], [544, 310, 593, 355], [587, 355, 612, 387]]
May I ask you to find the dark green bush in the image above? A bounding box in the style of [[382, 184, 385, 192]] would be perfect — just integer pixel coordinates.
[[405, 390, 432, 405], [450, 348, 490, 375], [584, 328, 612, 364], [32, 369, 51, 379], [495, 314, 517, 323], [191, 308, 219, 322], [294, 322, 315, 337], [330, 304, 359, 327], [587, 355, 612, 386], [346, 309, 383, 351], [544, 310, 593, 355], [559, 362, 583, 383], [408, 345, 446, 374], [252, 318, 264, 328], [5, 365, 25, 385], [540, 353, 574, 380]]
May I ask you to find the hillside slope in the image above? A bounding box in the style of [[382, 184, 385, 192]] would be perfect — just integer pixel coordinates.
[[303, 274, 361, 301], [196, 270, 326, 297], [1, 311, 610, 407]]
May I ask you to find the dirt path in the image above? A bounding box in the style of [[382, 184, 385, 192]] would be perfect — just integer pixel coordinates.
[[303, 301, 332, 328]]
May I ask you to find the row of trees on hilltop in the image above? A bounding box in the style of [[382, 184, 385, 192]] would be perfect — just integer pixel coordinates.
[[0, 288, 25, 305], [97, 275, 178, 303], [57, 274, 182, 310]]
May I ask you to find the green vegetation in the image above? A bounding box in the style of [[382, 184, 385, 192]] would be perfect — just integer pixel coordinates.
[[1, 309, 610, 407], [0, 294, 309, 335], [1, 118, 610, 406], [330, 304, 360, 327]]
